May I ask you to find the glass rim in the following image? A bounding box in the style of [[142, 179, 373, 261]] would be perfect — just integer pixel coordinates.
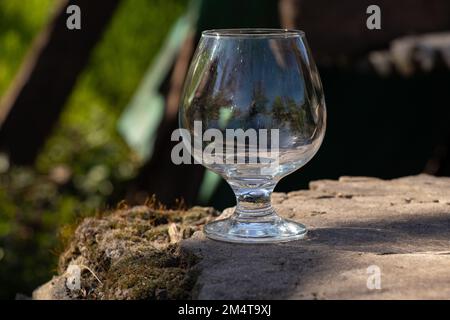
[[201, 28, 305, 38]]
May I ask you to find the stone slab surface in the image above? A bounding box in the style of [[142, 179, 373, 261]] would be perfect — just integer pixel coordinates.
[[182, 175, 450, 299]]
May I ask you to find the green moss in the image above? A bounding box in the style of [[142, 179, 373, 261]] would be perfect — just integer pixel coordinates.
[[53, 205, 216, 299], [102, 247, 199, 300], [143, 225, 169, 241]]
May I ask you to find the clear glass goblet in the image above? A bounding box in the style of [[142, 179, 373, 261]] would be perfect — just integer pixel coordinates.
[[179, 29, 326, 243]]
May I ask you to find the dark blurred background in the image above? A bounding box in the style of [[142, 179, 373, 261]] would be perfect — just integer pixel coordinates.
[[0, 0, 449, 299]]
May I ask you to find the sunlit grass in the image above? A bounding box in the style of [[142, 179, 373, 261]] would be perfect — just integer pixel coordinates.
[[0, 0, 56, 97], [37, 0, 188, 193]]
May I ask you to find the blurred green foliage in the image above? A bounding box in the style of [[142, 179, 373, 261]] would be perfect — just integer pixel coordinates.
[[39, 0, 188, 203], [0, 165, 94, 299], [0, 0, 188, 298], [0, 0, 55, 96]]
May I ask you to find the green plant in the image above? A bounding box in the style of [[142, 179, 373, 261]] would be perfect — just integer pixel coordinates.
[[0, 0, 188, 298]]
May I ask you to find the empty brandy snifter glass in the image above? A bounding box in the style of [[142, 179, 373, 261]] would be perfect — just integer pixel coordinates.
[[179, 29, 326, 243]]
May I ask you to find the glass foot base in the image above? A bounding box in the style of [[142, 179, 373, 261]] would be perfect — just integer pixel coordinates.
[[204, 215, 307, 244]]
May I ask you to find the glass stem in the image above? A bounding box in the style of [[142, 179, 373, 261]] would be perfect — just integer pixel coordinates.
[[231, 182, 277, 221]]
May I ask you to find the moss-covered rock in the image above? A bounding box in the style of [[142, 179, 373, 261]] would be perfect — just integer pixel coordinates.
[[33, 205, 218, 300]]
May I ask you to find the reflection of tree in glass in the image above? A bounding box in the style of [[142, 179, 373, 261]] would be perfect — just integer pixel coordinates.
[[272, 96, 316, 138], [190, 59, 232, 125], [272, 96, 285, 123], [239, 82, 269, 130], [249, 82, 268, 116], [206, 91, 231, 122], [289, 98, 316, 138]]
